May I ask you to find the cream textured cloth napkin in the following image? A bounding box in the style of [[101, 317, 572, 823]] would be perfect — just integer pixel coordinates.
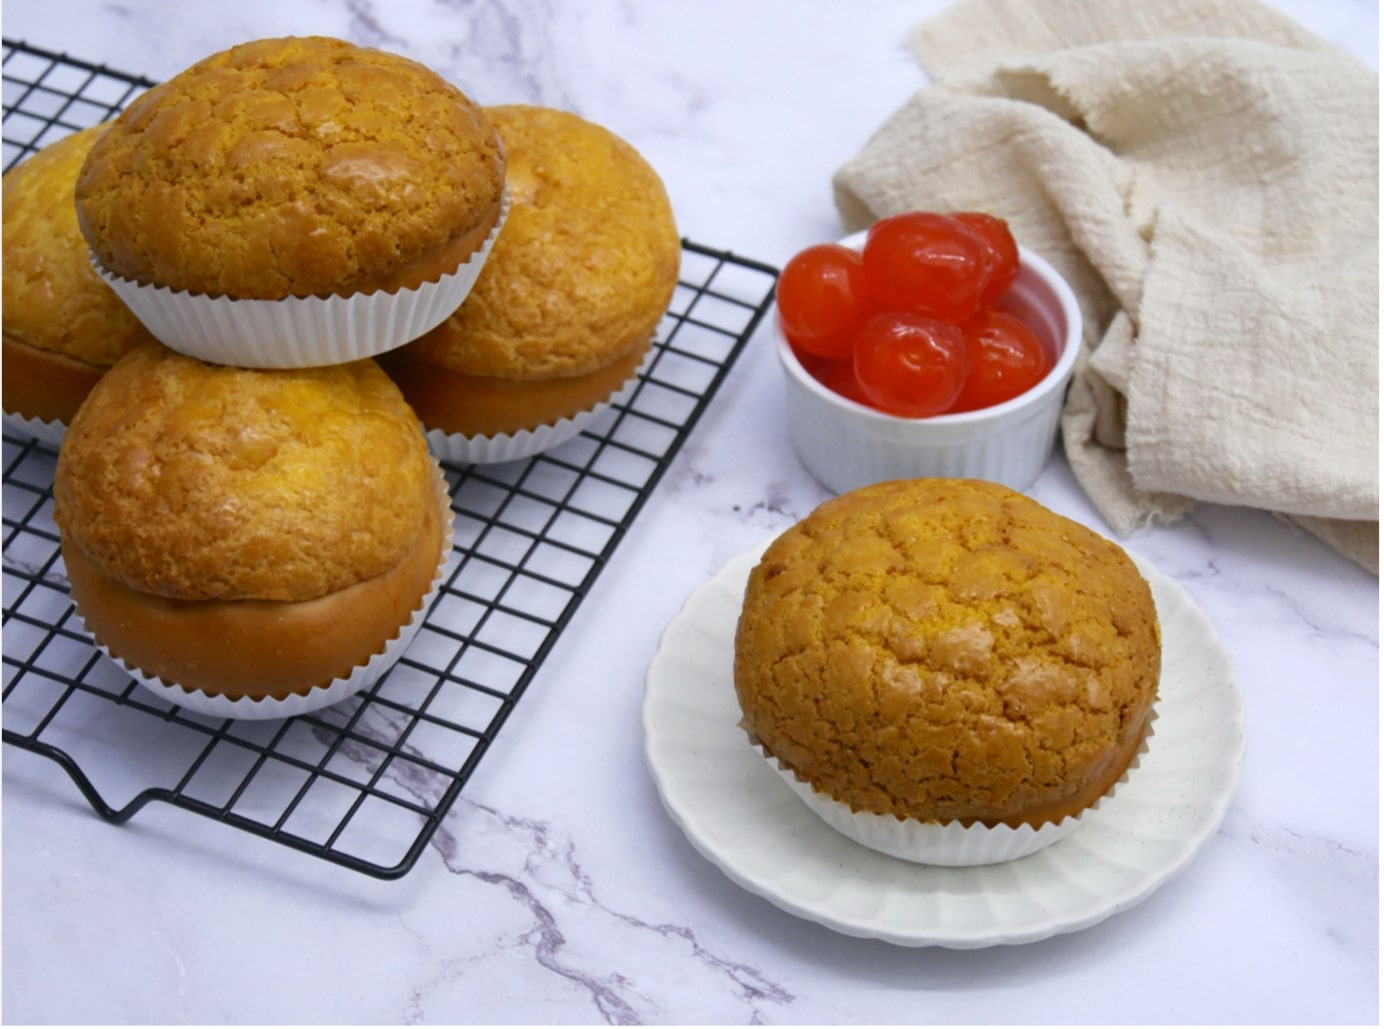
[[833, 0, 1379, 573]]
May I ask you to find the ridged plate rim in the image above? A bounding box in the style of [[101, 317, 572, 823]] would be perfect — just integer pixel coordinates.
[[642, 535, 1246, 948]]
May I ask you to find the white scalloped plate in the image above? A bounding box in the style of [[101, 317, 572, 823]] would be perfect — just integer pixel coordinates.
[[643, 537, 1245, 948]]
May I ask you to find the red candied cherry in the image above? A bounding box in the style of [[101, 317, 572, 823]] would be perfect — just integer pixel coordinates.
[[949, 307, 1052, 413], [853, 311, 971, 418], [950, 212, 1020, 306], [861, 211, 992, 323], [775, 243, 877, 359], [797, 351, 871, 407]]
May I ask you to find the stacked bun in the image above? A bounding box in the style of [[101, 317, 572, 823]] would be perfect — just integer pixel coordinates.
[[379, 103, 681, 463], [72, 35, 508, 369], [2, 124, 157, 441], [76, 36, 506, 303], [55, 345, 450, 714]]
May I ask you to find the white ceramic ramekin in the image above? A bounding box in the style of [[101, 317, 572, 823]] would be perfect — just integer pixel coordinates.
[[777, 232, 1081, 495], [92, 191, 510, 370]]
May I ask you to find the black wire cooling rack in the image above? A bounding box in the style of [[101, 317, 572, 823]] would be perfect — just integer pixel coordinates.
[[0, 40, 779, 879]]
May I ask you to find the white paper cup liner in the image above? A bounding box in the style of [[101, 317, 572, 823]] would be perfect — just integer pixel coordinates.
[[3, 410, 67, 448], [753, 703, 1158, 867], [426, 408, 597, 466], [92, 190, 510, 369], [73, 456, 455, 720], [425, 352, 646, 466]]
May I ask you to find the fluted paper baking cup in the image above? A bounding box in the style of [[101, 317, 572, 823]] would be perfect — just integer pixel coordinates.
[[73, 457, 456, 721], [3, 410, 67, 449], [424, 354, 646, 466], [92, 191, 510, 369], [753, 705, 1158, 867], [425, 417, 589, 466]]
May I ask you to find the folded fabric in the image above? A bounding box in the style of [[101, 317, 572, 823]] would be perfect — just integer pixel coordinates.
[[833, 0, 1378, 573]]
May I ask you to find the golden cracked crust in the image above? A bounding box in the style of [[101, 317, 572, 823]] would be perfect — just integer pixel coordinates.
[[732, 478, 1161, 829], [2, 125, 156, 372], [74, 36, 506, 299], [54, 343, 434, 603], [401, 104, 680, 382]]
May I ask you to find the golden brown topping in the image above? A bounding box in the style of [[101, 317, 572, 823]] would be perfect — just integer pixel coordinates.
[[74, 36, 505, 299], [2, 125, 156, 365], [54, 343, 433, 602], [407, 104, 680, 380], [733, 478, 1161, 826]]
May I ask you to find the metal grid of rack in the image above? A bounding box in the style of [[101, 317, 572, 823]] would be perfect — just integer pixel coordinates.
[[0, 40, 779, 879]]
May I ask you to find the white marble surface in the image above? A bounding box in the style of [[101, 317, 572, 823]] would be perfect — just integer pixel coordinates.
[[1, 0, 1378, 1024]]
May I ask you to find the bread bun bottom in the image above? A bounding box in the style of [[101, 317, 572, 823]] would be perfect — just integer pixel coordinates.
[[62, 496, 446, 701], [379, 339, 647, 437], [369, 192, 505, 295], [2, 333, 106, 425]]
